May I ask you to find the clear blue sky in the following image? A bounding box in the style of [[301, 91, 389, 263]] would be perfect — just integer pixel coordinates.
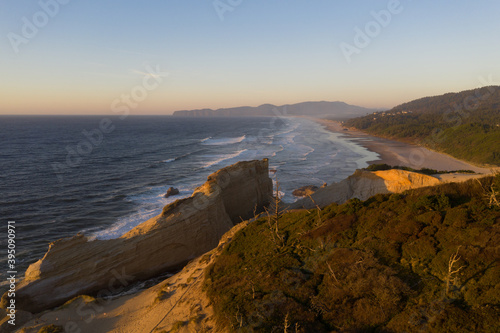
[[1, 0, 499, 114]]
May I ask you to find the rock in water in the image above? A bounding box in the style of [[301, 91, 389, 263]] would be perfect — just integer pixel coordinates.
[[164, 187, 180, 198], [292, 185, 319, 197], [1, 159, 272, 313]]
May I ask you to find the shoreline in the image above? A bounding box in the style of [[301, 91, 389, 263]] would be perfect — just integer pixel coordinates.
[[7, 120, 498, 332], [314, 118, 494, 174]]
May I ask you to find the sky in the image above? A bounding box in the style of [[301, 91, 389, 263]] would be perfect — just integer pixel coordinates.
[[0, 0, 499, 115]]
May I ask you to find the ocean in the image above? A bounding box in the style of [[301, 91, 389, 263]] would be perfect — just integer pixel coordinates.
[[0, 115, 377, 286]]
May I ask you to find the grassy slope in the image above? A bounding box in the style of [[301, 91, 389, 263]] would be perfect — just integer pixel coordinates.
[[204, 176, 500, 332], [344, 86, 500, 166]]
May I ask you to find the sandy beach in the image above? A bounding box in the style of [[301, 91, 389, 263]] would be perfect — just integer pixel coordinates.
[[315, 118, 495, 174]]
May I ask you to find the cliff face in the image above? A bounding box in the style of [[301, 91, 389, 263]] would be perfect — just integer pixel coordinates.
[[292, 169, 441, 209], [3, 159, 272, 314]]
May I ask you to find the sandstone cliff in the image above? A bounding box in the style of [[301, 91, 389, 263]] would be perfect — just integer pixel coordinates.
[[14, 219, 252, 333], [2, 159, 272, 314], [291, 169, 441, 209]]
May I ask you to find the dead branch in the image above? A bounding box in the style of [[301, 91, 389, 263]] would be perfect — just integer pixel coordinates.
[[326, 261, 340, 285], [283, 312, 290, 333], [446, 246, 465, 296], [307, 194, 323, 226]]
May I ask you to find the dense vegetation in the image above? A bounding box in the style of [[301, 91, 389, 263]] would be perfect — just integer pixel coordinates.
[[37, 324, 64, 333], [364, 163, 475, 175], [345, 86, 500, 166], [204, 175, 500, 332]]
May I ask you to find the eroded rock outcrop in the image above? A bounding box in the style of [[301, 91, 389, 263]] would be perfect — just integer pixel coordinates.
[[164, 186, 179, 198], [2, 159, 272, 314], [291, 169, 441, 209], [292, 185, 319, 197]]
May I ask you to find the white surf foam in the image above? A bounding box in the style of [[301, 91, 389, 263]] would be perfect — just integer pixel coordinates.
[[91, 186, 194, 240], [90, 116, 382, 240], [201, 135, 246, 146], [202, 149, 249, 168]]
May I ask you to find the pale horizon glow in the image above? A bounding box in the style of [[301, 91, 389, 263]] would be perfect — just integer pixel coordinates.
[[1, 1, 499, 115]]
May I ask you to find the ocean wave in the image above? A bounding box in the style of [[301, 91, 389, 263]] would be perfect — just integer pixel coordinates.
[[273, 142, 314, 161], [245, 134, 274, 145], [293, 145, 315, 160], [269, 178, 286, 199], [201, 135, 246, 146], [276, 120, 300, 135], [298, 144, 315, 157], [202, 149, 249, 168], [162, 151, 194, 164], [274, 130, 299, 145], [260, 137, 274, 145], [90, 207, 161, 240], [91, 186, 193, 240]]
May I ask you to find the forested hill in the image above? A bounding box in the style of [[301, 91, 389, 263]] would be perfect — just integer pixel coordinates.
[[173, 101, 375, 119], [345, 86, 500, 166]]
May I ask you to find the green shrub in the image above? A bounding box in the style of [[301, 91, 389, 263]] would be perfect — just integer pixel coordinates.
[[38, 325, 64, 333], [340, 198, 364, 215], [443, 207, 468, 227], [366, 163, 392, 171], [171, 321, 186, 331], [205, 177, 500, 332]]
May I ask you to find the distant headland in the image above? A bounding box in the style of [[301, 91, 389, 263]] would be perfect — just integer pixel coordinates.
[[172, 101, 379, 119]]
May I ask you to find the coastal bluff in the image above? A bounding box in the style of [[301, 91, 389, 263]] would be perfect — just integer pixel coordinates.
[[2, 159, 272, 314], [291, 169, 441, 209]]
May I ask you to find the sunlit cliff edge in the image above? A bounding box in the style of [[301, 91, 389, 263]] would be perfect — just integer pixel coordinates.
[[2, 162, 498, 333]]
